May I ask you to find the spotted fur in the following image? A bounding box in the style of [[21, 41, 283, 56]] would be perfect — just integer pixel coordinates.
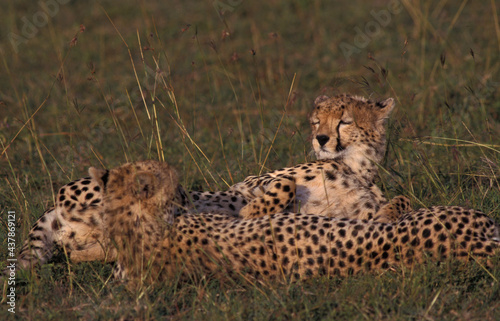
[[98, 161, 499, 287], [13, 167, 247, 271], [232, 94, 409, 221]]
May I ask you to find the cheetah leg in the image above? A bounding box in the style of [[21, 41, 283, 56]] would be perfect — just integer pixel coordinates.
[[373, 195, 412, 223], [239, 177, 296, 219], [13, 207, 59, 271], [9, 205, 108, 275], [70, 245, 116, 263]]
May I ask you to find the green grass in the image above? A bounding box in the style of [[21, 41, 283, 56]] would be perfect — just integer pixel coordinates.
[[1, 0, 500, 319]]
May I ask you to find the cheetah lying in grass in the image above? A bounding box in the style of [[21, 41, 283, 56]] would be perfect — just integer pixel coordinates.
[[11, 94, 409, 273], [232, 94, 410, 221], [95, 160, 499, 287]]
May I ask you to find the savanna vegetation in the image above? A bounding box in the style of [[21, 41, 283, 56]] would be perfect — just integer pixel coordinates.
[[1, 0, 499, 319]]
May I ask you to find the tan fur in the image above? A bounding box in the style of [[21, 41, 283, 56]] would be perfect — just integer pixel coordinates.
[[99, 161, 499, 287], [13, 164, 246, 271], [91, 161, 180, 287], [232, 94, 409, 222]]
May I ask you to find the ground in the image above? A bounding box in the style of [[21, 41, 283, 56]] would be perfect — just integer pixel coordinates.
[[0, 0, 500, 319]]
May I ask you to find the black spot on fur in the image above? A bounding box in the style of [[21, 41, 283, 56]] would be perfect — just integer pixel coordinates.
[[325, 171, 337, 181], [52, 219, 61, 231]]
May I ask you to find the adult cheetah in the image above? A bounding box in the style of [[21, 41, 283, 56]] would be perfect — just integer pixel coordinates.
[[12, 170, 247, 270], [232, 94, 409, 221], [96, 161, 499, 287]]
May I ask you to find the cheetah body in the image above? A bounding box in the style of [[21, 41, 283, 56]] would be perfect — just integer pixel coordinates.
[[15, 172, 247, 269], [233, 94, 407, 221], [96, 161, 500, 285]]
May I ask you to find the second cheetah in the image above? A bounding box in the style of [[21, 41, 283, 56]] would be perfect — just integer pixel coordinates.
[[95, 160, 499, 287]]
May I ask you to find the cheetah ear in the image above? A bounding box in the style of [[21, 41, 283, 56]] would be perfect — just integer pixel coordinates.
[[133, 172, 158, 200], [314, 95, 329, 105], [375, 98, 395, 120], [89, 167, 109, 190]]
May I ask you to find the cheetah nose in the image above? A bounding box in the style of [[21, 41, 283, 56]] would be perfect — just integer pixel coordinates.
[[316, 135, 330, 147]]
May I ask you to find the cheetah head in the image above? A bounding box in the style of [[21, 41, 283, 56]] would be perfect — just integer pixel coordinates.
[[309, 94, 395, 163], [89, 160, 182, 223]]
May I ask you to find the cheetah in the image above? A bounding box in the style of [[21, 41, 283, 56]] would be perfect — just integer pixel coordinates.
[[12, 168, 247, 271], [96, 160, 499, 287], [232, 94, 410, 221], [11, 94, 406, 272]]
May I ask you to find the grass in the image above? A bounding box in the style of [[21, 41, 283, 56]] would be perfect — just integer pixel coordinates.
[[1, 0, 499, 319]]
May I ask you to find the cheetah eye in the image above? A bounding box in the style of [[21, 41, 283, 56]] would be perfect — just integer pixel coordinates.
[[311, 120, 320, 126], [339, 120, 353, 126]]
